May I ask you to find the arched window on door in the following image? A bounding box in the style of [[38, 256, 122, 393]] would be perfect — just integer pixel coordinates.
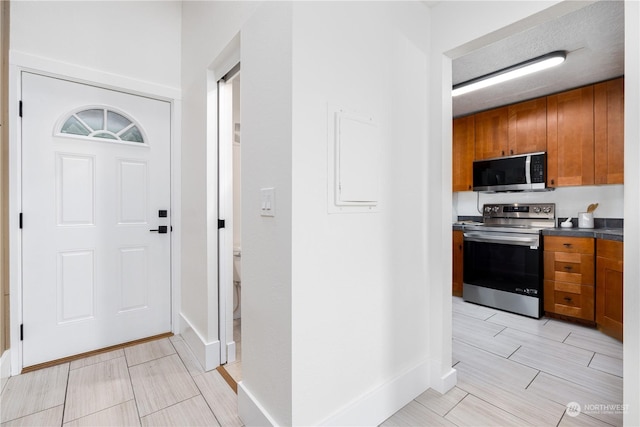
[[57, 107, 146, 144]]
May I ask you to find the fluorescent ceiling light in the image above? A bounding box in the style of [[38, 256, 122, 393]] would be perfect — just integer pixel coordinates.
[[452, 51, 567, 97]]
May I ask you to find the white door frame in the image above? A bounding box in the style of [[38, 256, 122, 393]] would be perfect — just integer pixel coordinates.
[[206, 34, 241, 368], [216, 66, 240, 365], [8, 53, 182, 375]]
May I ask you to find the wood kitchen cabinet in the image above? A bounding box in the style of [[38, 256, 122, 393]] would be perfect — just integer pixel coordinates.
[[508, 98, 547, 155], [474, 99, 547, 160], [453, 116, 475, 191], [474, 106, 509, 160], [452, 230, 464, 296], [596, 239, 623, 341], [453, 77, 623, 191], [595, 77, 624, 185], [544, 236, 595, 321], [546, 86, 595, 187]]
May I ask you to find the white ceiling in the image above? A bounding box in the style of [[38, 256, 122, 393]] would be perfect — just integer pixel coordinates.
[[452, 0, 625, 118]]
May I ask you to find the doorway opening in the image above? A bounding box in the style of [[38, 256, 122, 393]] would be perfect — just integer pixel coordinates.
[[218, 64, 242, 383]]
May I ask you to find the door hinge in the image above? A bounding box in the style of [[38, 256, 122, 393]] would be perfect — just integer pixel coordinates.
[[218, 219, 225, 229], [19, 212, 23, 229], [19, 101, 23, 118], [20, 324, 24, 341]]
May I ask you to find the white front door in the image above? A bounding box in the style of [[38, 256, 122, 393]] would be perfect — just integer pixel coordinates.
[[21, 72, 172, 367]]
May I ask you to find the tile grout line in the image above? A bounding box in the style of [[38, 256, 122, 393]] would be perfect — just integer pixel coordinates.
[[524, 369, 542, 390], [60, 363, 71, 426], [122, 345, 144, 425], [410, 393, 463, 423]]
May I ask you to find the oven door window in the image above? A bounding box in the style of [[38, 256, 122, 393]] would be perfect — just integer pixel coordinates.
[[463, 239, 541, 294]]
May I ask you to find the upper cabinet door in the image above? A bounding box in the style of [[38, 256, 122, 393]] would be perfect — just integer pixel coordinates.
[[474, 106, 508, 160], [594, 77, 624, 184], [453, 115, 475, 192], [547, 86, 595, 187], [508, 98, 547, 156]]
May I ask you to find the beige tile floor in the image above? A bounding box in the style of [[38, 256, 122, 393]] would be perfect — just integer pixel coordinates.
[[383, 297, 624, 427], [1, 298, 624, 426], [0, 336, 242, 426]]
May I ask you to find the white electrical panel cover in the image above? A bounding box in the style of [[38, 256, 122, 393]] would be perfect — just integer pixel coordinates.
[[328, 106, 380, 213]]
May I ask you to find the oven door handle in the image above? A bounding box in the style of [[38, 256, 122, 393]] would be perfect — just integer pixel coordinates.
[[463, 232, 539, 248]]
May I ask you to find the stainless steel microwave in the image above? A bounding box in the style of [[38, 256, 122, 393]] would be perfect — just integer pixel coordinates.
[[472, 152, 547, 192]]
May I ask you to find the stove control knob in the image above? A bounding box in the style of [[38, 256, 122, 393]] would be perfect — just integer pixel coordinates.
[[532, 206, 541, 213], [543, 206, 552, 214], [484, 206, 492, 213], [492, 206, 500, 213]]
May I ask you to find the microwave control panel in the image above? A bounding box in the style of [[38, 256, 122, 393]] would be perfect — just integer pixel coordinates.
[[530, 155, 546, 183]]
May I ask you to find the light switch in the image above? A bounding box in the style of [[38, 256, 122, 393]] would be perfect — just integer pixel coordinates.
[[260, 187, 275, 217]]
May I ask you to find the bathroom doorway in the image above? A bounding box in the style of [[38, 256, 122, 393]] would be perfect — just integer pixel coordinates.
[[218, 64, 242, 381]]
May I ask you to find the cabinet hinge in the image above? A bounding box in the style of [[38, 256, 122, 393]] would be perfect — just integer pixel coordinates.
[[218, 219, 225, 229]]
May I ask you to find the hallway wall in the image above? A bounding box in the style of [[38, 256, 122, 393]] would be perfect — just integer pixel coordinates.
[[182, 2, 435, 424], [289, 2, 432, 424]]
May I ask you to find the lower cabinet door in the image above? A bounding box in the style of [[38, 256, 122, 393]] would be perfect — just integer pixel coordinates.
[[596, 240, 623, 341]]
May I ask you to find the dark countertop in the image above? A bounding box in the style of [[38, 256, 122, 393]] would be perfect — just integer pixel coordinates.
[[542, 227, 623, 242]]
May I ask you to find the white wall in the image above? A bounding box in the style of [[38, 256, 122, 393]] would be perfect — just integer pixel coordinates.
[[455, 185, 624, 221], [183, 1, 435, 424], [290, 2, 431, 425], [239, 3, 294, 424], [11, 1, 181, 89], [431, 1, 640, 425], [179, 0, 258, 356], [623, 1, 640, 423]]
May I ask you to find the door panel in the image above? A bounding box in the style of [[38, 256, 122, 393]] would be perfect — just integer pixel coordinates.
[[21, 72, 171, 367]]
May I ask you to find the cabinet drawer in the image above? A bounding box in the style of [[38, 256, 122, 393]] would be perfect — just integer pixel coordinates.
[[544, 280, 594, 320], [543, 251, 594, 284], [544, 236, 594, 253]]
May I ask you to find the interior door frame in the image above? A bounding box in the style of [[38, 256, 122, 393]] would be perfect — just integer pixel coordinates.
[[216, 64, 240, 366], [205, 34, 241, 368], [8, 56, 181, 375]]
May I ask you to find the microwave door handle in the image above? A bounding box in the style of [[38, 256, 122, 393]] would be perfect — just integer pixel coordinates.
[[463, 233, 539, 247], [525, 154, 531, 184]]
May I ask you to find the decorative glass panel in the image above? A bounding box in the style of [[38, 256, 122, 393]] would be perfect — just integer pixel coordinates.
[[61, 116, 91, 136], [120, 126, 144, 143], [77, 109, 104, 131], [107, 111, 131, 134], [58, 108, 145, 144], [93, 132, 118, 140]]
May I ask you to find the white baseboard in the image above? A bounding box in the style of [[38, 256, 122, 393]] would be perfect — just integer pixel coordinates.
[[320, 360, 432, 426], [1, 350, 11, 394], [226, 340, 237, 363], [238, 381, 279, 427], [237, 359, 455, 426], [179, 313, 220, 371], [430, 366, 457, 394]]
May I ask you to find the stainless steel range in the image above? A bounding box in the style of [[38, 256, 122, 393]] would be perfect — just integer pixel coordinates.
[[462, 203, 556, 318]]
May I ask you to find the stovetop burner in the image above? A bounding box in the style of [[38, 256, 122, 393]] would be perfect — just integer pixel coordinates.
[[470, 203, 556, 231]]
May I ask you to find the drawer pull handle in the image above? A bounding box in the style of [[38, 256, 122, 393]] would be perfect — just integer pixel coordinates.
[[564, 297, 573, 302], [564, 266, 573, 271], [563, 243, 572, 248]]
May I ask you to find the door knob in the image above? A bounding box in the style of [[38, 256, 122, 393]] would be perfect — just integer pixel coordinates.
[[150, 225, 168, 234]]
